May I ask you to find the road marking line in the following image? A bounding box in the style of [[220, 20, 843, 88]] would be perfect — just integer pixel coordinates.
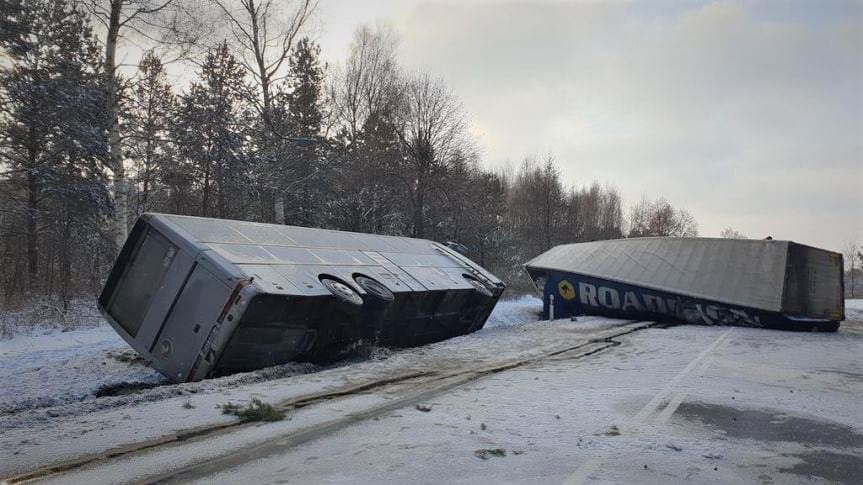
[[653, 329, 735, 425], [629, 327, 733, 426], [563, 327, 734, 485]]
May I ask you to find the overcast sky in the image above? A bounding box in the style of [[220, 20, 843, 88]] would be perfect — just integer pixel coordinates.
[[312, 0, 862, 252]]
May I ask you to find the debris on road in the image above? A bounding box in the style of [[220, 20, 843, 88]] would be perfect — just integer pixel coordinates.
[[474, 448, 506, 459]]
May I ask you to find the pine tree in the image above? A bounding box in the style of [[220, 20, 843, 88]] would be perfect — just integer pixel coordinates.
[[0, 0, 109, 299], [0, 0, 28, 50], [326, 108, 404, 234], [287, 37, 324, 138], [279, 37, 326, 227], [123, 52, 175, 215], [174, 42, 251, 219]]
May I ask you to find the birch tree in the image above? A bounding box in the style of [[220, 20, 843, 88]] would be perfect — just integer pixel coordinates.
[[79, 0, 202, 249]]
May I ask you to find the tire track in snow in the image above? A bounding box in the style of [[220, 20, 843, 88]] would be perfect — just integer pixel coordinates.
[[5, 322, 654, 485]]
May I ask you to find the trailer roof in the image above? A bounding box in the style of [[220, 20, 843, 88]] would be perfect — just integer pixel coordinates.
[[525, 237, 790, 311]]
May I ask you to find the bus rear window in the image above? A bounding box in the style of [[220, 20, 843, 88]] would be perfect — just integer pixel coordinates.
[[106, 229, 177, 337]]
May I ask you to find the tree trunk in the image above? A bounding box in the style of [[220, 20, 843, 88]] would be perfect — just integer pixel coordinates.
[[141, 125, 154, 213], [105, 0, 128, 249], [413, 179, 425, 238], [26, 168, 38, 291], [202, 164, 211, 217], [216, 163, 226, 218], [60, 216, 72, 310], [274, 195, 285, 224], [851, 258, 856, 298]]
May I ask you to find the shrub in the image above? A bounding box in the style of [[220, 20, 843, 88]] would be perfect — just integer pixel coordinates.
[[221, 398, 285, 422]]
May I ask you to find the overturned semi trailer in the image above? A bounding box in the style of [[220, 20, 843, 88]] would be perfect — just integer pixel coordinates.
[[99, 214, 504, 383], [525, 237, 844, 331]]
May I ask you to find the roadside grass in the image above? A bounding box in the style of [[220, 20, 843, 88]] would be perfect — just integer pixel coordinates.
[[221, 398, 285, 422]]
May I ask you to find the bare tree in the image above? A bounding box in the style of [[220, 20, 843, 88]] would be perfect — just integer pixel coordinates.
[[80, 0, 203, 249], [506, 156, 566, 258], [846, 242, 859, 298], [328, 23, 400, 144], [628, 197, 697, 237], [393, 73, 469, 238], [720, 227, 748, 239], [562, 182, 623, 242], [210, 0, 316, 131]]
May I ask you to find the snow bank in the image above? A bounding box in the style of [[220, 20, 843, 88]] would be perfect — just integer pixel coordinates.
[[485, 294, 542, 328], [846, 299, 863, 312], [0, 325, 163, 414], [0, 298, 103, 339]]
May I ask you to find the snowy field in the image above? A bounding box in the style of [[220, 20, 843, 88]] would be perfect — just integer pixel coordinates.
[[1, 297, 861, 483]]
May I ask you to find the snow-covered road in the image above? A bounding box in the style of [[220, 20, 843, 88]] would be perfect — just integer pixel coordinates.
[[184, 323, 863, 485], [1, 298, 862, 484]]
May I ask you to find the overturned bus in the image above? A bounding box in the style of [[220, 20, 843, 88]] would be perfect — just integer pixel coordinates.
[[98, 213, 504, 383], [525, 237, 844, 331]]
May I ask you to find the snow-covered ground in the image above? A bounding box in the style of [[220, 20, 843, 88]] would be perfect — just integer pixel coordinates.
[[846, 298, 863, 316], [1, 297, 861, 483], [0, 295, 542, 418]]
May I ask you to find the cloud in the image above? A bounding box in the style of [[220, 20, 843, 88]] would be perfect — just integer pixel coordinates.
[[394, 1, 862, 250]]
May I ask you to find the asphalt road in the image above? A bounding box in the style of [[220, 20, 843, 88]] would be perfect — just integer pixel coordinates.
[[23, 316, 863, 485], [159, 324, 863, 483]]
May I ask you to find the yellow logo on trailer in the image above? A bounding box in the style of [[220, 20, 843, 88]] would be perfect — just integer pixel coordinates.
[[558, 280, 576, 300]]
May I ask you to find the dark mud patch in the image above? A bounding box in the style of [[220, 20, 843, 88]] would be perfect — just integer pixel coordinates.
[[95, 381, 160, 397], [105, 349, 147, 366], [779, 450, 863, 485], [675, 401, 863, 448]]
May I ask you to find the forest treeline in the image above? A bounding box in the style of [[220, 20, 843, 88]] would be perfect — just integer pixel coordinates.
[[0, 0, 698, 306]]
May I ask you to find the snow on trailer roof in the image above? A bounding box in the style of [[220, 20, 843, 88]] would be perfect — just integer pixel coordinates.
[[525, 237, 790, 312]]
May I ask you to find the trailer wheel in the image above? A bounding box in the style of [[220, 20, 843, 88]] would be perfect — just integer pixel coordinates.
[[320, 277, 364, 307], [355, 275, 395, 302], [463, 274, 493, 298]]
